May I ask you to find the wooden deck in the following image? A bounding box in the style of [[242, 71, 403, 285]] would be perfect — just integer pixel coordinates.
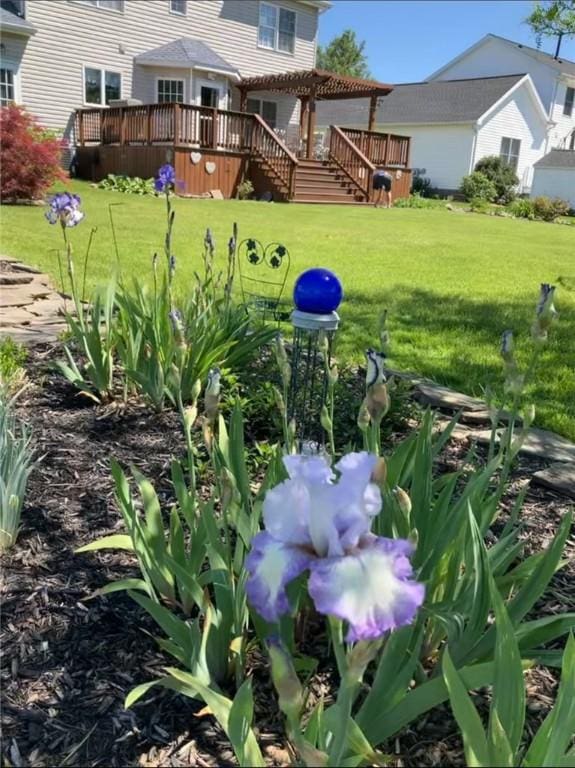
[[75, 103, 412, 203]]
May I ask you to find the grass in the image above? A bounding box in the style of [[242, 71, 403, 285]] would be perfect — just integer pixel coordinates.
[[2, 180, 574, 439]]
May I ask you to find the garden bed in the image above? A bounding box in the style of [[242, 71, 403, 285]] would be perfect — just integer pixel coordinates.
[[1, 343, 573, 768]]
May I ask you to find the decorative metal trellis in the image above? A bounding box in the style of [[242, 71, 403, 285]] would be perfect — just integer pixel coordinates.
[[287, 309, 339, 448], [238, 238, 291, 324]]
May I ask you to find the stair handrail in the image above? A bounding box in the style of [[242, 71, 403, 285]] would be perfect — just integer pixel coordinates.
[[329, 125, 375, 200], [251, 113, 298, 197]]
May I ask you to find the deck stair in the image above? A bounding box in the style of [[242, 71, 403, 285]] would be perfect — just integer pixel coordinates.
[[292, 159, 369, 204]]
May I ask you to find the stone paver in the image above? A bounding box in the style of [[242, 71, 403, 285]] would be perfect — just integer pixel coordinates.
[[416, 382, 487, 412], [475, 427, 575, 464], [0, 258, 67, 345], [532, 464, 575, 499]]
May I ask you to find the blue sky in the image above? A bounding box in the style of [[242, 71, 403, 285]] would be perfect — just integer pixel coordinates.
[[317, 1, 575, 83]]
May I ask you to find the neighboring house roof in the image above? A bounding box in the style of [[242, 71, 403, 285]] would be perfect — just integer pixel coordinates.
[[135, 38, 239, 77], [428, 33, 575, 81], [0, 6, 36, 35], [316, 74, 527, 126], [534, 149, 575, 168]]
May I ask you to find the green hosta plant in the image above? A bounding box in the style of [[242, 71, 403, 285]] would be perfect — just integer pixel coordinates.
[[0, 397, 37, 551]]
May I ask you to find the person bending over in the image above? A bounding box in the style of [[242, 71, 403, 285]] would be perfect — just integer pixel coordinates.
[[373, 168, 393, 208]]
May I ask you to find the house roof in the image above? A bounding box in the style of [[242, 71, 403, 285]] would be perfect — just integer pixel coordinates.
[[316, 73, 527, 126], [135, 38, 238, 76], [428, 34, 575, 81], [0, 6, 36, 35], [534, 149, 575, 169], [238, 69, 393, 100]]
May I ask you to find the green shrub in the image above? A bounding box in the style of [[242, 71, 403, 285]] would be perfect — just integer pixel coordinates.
[[508, 198, 536, 219], [0, 337, 27, 397], [411, 171, 434, 197], [474, 155, 519, 203], [532, 195, 570, 222], [460, 172, 497, 202], [393, 193, 437, 208], [98, 174, 154, 195], [468, 197, 491, 213], [236, 179, 254, 200]]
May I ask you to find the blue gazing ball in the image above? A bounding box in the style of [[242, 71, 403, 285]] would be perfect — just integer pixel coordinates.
[[293, 268, 343, 314]]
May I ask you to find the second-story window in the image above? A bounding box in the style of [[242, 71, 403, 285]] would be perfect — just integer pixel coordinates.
[[564, 86, 574, 117], [170, 0, 186, 15], [84, 67, 121, 105], [499, 137, 521, 172], [258, 3, 296, 54], [78, 0, 124, 11]]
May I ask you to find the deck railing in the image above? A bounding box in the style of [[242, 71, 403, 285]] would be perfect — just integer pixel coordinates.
[[251, 113, 298, 197], [339, 127, 411, 168], [75, 103, 254, 152], [329, 125, 375, 201]]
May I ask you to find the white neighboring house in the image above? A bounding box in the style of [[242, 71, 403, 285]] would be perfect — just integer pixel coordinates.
[[428, 34, 575, 153], [316, 73, 550, 193], [531, 149, 575, 209], [317, 33, 575, 195]]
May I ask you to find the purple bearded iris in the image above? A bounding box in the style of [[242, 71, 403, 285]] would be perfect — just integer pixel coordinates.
[[245, 452, 424, 641], [154, 164, 177, 193], [45, 192, 84, 227]]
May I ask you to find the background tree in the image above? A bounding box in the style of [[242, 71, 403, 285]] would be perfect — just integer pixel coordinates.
[[316, 29, 371, 78], [525, 0, 575, 58]]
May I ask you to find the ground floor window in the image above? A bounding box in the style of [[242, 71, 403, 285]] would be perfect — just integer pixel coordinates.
[[157, 79, 184, 104], [0, 68, 15, 106], [499, 137, 521, 171], [84, 67, 121, 105], [246, 97, 277, 128]]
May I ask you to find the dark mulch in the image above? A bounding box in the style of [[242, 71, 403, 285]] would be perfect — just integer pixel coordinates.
[[1, 344, 573, 767]]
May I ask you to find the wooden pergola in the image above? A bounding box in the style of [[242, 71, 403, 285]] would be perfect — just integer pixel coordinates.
[[238, 69, 393, 159]]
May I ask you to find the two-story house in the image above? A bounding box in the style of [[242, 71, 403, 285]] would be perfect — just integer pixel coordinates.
[[1, 0, 415, 203], [0, 0, 328, 140], [317, 33, 575, 195]]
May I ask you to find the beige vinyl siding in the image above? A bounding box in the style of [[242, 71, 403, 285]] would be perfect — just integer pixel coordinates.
[[19, 0, 317, 137], [473, 82, 548, 192]]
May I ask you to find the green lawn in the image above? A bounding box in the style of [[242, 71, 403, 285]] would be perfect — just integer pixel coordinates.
[[2, 181, 574, 439]]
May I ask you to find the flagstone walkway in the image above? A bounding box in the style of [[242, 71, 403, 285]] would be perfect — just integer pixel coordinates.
[[0, 257, 68, 344]]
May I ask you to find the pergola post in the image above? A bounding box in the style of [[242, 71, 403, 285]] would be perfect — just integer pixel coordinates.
[[239, 88, 247, 113], [299, 96, 309, 152], [306, 85, 316, 159], [368, 94, 378, 132]]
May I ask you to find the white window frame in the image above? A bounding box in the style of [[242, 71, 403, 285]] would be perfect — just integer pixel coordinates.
[[156, 77, 185, 104], [74, 0, 124, 13], [246, 97, 278, 128], [499, 137, 521, 172], [564, 86, 574, 117], [258, 2, 296, 55], [169, 0, 186, 15], [82, 65, 122, 107], [0, 65, 19, 106]]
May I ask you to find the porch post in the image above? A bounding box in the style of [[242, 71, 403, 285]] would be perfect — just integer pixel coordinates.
[[306, 86, 316, 159], [368, 94, 378, 132], [78, 111, 85, 146]]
